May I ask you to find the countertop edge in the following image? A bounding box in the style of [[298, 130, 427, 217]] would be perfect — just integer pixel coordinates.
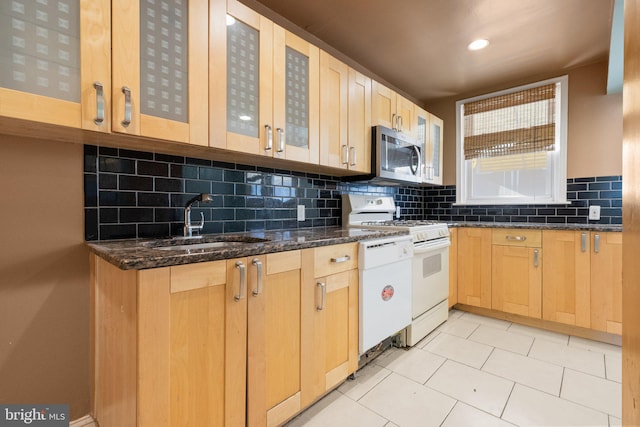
[[87, 228, 409, 270], [448, 221, 622, 232]]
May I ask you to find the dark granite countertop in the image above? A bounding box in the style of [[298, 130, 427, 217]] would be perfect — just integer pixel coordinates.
[[87, 227, 408, 270], [449, 221, 622, 232]]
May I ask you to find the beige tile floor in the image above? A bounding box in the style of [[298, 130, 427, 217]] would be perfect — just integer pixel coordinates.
[[285, 310, 622, 427]]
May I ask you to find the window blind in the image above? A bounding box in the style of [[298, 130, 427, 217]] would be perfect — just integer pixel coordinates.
[[463, 83, 557, 160]]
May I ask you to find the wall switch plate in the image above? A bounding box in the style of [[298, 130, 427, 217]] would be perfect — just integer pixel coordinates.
[[589, 205, 601, 220], [297, 205, 305, 222]]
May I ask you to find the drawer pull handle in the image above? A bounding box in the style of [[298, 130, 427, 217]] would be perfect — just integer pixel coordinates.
[[533, 249, 539, 268], [331, 255, 351, 263], [251, 258, 263, 296], [234, 261, 246, 301], [505, 235, 526, 241], [581, 233, 587, 252], [93, 82, 104, 125], [316, 282, 326, 311], [594, 234, 601, 254], [121, 86, 132, 127]]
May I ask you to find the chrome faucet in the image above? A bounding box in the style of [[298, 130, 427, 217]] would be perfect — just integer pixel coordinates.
[[183, 193, 214, 237]]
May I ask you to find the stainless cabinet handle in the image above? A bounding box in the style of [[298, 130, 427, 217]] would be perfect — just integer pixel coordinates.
[[533, 249, 539, 267], [234, 261, 246, 301], [392, 113, 397, 131], [398, 115, 403, 132], [93, 82, 104, 125], [264, 125, 273, 151], [121, 86, 132, 127], [594, 234, 601, 254], [349, 147, 357, 166], [342, 145, 349, 165], [316, 282, 326, 311], [251, 258, 263, 296], [276, 128, 285, 153], [581, 233, 587, 252], [505, 235, 527, 241], [330, 255, 350, 263]]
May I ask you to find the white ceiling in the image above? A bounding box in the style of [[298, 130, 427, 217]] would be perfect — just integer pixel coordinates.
[[245, 0, 615, 103]]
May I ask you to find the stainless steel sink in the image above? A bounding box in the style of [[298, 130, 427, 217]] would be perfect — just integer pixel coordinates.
[[156, 241, 248, 251], [146, 236, 270, 251]]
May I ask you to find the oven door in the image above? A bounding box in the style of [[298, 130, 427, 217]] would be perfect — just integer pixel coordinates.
[[411, 237, 450, 319]]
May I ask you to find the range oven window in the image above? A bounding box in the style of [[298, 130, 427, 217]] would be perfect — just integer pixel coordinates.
[[422, 254, 442, 278]]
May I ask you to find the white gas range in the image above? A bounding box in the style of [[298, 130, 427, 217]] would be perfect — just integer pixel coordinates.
[[343, 194, 450, 347]]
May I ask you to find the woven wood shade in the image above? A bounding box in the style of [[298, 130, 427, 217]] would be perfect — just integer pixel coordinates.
[[463, 83, 557, 160]]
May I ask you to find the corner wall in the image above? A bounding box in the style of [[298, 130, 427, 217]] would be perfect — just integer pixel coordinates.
[[0, 135, 89, 419]]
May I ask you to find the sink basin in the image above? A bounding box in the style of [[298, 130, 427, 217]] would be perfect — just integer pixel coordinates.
[[146, 236, 270, 252], [157, 241, 248, 251]]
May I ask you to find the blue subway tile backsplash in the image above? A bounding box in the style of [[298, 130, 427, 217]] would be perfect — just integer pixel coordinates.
[[424, 176, 622, 225], [83, 145, 425, 240], [83, 145, 623, 240]]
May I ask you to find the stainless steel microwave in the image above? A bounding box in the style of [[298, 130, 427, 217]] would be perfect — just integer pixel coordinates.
[[344, 125, 423, 186]]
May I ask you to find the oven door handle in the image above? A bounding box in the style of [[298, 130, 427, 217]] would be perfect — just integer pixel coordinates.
[[413, 238, 451, 254]]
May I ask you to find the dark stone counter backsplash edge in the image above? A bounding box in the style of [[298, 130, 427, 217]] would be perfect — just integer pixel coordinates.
[[83, 145, 622, 241]]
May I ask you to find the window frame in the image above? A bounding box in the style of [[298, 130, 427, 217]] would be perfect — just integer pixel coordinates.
[[455, 75, 568, 205]]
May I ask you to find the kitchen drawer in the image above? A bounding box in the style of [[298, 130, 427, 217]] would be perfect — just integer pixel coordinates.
[[314, 243, 358, 278], [492, 229, 541, 247]]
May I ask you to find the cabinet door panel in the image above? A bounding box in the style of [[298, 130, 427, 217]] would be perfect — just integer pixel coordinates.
[[371, 81, 395, 129], [319, 51, 348, 169], [211, 0, 274, 155], [348, 69, 371, 173], [0, 0, 110, 131], [542, 230, 590, 327], [112, 0, 208, 143], [492, 245, 541, 318], [273, 27, 319, 164], [457, 228, 492, 308], [448, 228, 458, 308], [591, 232, 622, 334]]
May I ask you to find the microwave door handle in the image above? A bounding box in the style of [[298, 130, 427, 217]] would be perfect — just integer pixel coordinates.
[[410, 145, 421, 175]]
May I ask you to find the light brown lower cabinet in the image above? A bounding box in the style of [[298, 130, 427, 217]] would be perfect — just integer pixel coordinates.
[[456, 228, 622, 335], [590, 232, 622, 334], [457, 227, 492, 309], [448, 228, 458, 308], [301, 243, 359, 408], [491, 229, 542, 318], [92, 243, 359, 427]]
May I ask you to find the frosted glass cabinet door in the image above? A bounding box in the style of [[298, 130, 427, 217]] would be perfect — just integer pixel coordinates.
[[0, 0, 110, 131], [273, 27, 319, 164], [111, 0, 208, 145], [210, 0, 275, 156]]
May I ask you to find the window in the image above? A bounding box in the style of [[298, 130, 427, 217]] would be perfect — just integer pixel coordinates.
[[456, 76, 568, 205]]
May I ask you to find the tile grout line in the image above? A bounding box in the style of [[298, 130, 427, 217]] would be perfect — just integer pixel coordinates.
[[437, 400, 459, 427], [499, 382, 517, 420]]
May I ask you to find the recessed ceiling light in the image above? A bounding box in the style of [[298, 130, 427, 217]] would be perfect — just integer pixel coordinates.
[[468, 39, 490, 51], [226, 15, 236, 26]]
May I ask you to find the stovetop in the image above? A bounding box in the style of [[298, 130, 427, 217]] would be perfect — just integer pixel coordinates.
[[360, 220, 442, 227]]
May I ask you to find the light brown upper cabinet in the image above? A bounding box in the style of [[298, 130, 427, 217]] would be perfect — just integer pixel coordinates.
[[319, 51, 371, 173], [542, 230, 591, 328], [457, 227, 492, 309], [0, 0, 111, 131], [491, 229, 542, 318], [211, 0, 319, 164], [590, 232, 622, 334], [0, 0, 208, 145], [111, 0, 208, 144], [371, 80, 416, 139]]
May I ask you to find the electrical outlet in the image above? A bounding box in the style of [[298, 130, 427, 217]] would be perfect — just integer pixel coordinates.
[[297, 205, 305, 222], [589, 205, 601, 220]]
